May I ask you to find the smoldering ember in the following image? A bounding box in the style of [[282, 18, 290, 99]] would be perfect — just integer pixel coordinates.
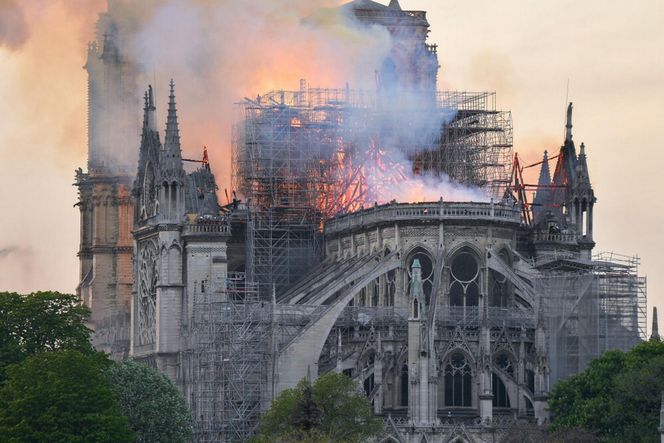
[[29, 0, 658, 442]]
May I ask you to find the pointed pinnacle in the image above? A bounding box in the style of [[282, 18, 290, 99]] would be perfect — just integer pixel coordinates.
[[565, 102, 573, 143], [148, 85, 155, 108]]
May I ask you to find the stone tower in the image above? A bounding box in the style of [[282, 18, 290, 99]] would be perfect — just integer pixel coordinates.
[[75, 16, 140, 359], [344, 0, 439, 99], [531, 102, 596, 260], [131, 82, 230, 383]]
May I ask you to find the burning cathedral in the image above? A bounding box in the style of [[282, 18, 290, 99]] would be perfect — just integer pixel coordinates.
[[75, 1, 647, 442]]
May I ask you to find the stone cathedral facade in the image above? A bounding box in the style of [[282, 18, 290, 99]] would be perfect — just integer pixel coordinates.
[[76, 2, 645, 442]]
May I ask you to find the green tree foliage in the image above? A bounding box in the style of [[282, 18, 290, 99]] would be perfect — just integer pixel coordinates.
[[0, 350, 134, 443], [549, 340, 664, 442], [501, 423, 597, 443], [255, 372, 382, 442], [0, 291, 93, 382], [105, 360, 193, 442]]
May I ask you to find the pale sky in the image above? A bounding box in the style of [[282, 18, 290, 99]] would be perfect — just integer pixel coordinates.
[[0, 0, 662, 327]]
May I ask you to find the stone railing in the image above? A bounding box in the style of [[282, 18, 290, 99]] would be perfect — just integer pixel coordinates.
[[324, 202, 522, 236], [183, 222, 230, 235], [531, 230, 577, 244], [382, 412, 528, 430]]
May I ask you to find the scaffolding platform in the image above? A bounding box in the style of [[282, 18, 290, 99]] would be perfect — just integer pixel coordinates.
[[232, 83, 513, 298]]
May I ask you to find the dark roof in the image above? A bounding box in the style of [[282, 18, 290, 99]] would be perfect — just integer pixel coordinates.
[[185, 166, 220, 215]]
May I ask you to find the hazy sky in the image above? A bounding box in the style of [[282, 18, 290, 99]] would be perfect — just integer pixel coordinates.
[[0, 0, 662, 328]]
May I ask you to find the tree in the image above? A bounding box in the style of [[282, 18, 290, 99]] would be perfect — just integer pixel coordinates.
[[0, 350, 134, 443], [105, 360, 193, 442], [255, 372, 382, 442], [549, 340, 664, 442], [0, 291, 93, 382]]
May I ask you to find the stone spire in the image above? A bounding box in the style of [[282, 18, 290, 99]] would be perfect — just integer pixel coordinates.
[[100, 27, 120, 64], [143, 85, 157, 132], [538, 150, 552, 186], [164, 79, 181, 160], [565, 102, 573, 144], [532, 150, 552, 225], [575, 142, 591, 187], [409, 259, 425, 318], [652, 307, 660, 341]]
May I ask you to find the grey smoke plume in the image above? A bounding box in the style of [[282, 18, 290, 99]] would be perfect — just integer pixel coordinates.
[[0, 0, 29, 50], [98, 0, 489, 203], [99, 0, 391, 177]]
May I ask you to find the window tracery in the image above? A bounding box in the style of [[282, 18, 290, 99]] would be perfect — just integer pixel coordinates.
[[449, 250, 480, 307], [444, 352, 472, 407], [137, 240, 158, 345]]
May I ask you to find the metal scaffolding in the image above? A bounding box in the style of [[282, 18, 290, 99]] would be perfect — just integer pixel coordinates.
[[184, 273, 268, 443], [533, 253, 647, 383], [232, 83, 513, 298], [417, 91, 513, 197], [594, 253, 647, 352]]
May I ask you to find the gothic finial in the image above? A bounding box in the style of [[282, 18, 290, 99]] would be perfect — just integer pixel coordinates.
[[652, 307, 660, 341], [143, 86, 156, 131], [565, 102, 573, 143], [148, 85, 155, 108], [580, 142, 586, 156], [164, 79, 181, 155]]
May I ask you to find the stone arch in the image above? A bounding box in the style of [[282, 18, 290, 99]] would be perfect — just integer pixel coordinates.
[[403, 243, 434, 266], [447, 244, 483, 308], [440, 347, 476, 373], [491, 369, 516, 409], [493, 244, 513, 266], [446, 242, 484, 268], [276, 251, 401, 394]]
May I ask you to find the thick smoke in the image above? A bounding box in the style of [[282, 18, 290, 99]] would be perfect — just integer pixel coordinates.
[[99, 0, 486, 203], [101, 0, 389, 179], [0, 0, 29, 50]]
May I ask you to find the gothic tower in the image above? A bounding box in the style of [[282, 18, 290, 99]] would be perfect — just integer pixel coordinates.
[[75, 15, 140, 359], [131, 83, 230, 383], [532, 102, 596, 260]]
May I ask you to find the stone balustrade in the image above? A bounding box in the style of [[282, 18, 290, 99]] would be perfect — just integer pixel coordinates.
[[324, 201, 522, 236]]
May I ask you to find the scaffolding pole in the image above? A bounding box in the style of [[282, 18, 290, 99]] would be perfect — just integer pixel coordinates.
[[184, 273, 268, 442], [533, 252, 647, 383], [232, 85, 513, 298]]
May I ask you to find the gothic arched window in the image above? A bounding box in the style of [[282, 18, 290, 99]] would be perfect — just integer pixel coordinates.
[[449, 250, 480, 307], [137, 240, 158, 346], [444, 352, 472, 407]]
